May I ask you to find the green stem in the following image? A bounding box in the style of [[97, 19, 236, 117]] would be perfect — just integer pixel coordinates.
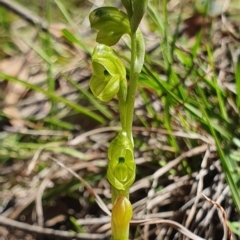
[[125, 29, 145, 143], [111, 31, 139, 240], [117, 78, 128, 131], [111, 15, 145, 240], [111, 186, 129, 204], [126, 31, 139, 142], [111, 29, 144, 240]]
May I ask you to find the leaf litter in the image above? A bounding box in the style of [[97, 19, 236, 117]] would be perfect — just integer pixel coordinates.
[[0, 0, 239, 239]]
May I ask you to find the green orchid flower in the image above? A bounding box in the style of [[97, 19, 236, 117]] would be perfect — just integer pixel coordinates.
[[90, 44, 126, 102], [107, 131, 136, 191], [89, 7, 130, 46]]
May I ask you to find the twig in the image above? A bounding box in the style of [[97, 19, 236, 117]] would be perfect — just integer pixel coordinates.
[[0, 0, 48, 31], [129, 218, 206, 240], [4, 126, 70, 137], [202, 194, 233, 240], [142, 145, 209, 238], [185, 148, 210, 228], [35, 167, 55, 227], [221, 14, 240, 43], [151, 144, 210, 186], [68, 126, 214, 146], [0, 215, 107, 239], [50, 156, 111, 216]]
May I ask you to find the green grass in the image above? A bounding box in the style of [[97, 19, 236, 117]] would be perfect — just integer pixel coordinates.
[[144, 0, 240, 213]]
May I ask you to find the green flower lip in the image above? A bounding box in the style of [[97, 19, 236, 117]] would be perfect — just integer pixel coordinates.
[[114, 158, 128, 183], [119, 157, 125, 163]]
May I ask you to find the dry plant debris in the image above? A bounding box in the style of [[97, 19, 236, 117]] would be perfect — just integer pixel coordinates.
[[0, 0, 239, 239]]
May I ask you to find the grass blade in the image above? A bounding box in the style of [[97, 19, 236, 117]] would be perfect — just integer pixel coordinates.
[[235, 55, 240, 109], [0, 73, 104, 123]]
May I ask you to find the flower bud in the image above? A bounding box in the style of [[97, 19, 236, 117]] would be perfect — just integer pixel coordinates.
[[90, 44, 126, 102], [130, 0, 149, 33], [121, 0, 133, 18], [112, 195, 132, 239], [107, 131, 135, 190]]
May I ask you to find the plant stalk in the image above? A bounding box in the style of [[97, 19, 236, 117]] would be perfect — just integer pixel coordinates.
[[125, 31, 139, 143]]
